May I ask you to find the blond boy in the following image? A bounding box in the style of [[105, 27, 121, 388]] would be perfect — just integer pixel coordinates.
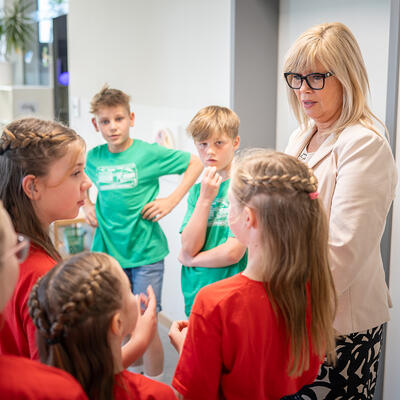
[[83, 85, 202, 377], [179, 106, 247, 316]]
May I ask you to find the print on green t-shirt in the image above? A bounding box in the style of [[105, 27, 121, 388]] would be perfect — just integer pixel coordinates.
[[97, 163, 138, 190], [180, 179, 247, 316], [85, 139, 190, 269]]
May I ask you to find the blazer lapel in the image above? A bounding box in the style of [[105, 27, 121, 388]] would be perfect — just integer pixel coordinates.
[[286, 125, 339, 169], [286, 127, 315, 158], [307, 132, 337, 169]]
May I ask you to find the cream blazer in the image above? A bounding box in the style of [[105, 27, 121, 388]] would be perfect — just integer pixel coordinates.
[[285, 123, 397, 335]]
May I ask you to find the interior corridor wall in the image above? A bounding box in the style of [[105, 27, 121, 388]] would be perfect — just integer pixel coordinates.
[[67, 0, 233, 320], [385, 72, 400, 399]]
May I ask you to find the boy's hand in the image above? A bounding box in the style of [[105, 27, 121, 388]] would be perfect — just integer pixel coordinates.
[[169, 320, 189, 354], [82, 203, 98, 227], [199, 167, 222, 203], [141, 197, 175, 222]]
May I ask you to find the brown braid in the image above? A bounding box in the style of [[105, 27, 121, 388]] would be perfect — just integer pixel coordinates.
[[0, 117, 84, 260], [28, 277, 53, 340], [28, 252, 123, 400], [29, 263, 107, 344]]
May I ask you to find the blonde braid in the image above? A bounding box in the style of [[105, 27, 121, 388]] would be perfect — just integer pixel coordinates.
[[243, 169, 318, 195]]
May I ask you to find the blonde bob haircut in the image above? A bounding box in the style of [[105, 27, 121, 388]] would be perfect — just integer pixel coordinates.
[[187, 105, 240, 142], [283, 22, 386, 136]]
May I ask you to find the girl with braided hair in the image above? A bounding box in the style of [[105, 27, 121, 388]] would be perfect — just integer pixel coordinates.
[[169, 149, 336, 400], [0, 201, 87, 399], [28, 251, 176, 400], [0, 117, 92, 360]]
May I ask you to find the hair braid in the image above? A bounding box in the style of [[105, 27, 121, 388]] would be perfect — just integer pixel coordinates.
[[29, 264, 108, 344], [0, 118, 84, 260], [243, 168, 318, 196], [28, 278, 53, 339], [28, 252, 123, 400], [231, 149, 336, 376]]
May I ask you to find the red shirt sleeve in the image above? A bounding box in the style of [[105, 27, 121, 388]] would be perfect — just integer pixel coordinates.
[[172, 300, 223, 400], [18, 269, 42, 360], [0, 246, 56, 359]]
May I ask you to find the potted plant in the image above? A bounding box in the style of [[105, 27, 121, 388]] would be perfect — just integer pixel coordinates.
[[0, 0, 33, 85]]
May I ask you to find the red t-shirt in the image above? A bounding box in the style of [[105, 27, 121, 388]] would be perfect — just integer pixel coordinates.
[[0, 354, 88, 399], [172, 274, 321, 400], [0, 245, 56, 359], [114, 370, 176, 399]]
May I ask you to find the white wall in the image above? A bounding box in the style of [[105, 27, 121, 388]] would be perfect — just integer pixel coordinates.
[[276, 0, 390, 151], [384, 70, 400, 399], [68, 0, 233, 320]]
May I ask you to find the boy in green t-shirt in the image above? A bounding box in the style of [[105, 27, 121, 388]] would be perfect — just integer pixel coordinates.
[[83, 85, 202, 377], [179, 106, 247, 316]]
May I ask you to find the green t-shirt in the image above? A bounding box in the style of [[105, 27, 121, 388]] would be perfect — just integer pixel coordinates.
[[85, 139, 190, 268], [180, 179, 247, 316]]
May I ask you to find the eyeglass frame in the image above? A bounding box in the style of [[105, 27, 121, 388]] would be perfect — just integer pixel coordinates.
[[3, 234, 30, 263], [284, 72, 335, 90]]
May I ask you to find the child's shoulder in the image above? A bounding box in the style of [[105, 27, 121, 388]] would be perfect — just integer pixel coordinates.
[[193, 274, 270, 321], [0, 354, 87, 399], [116, 370, 176, 398], [87, 143, 109, 158], [196, 274, 246, 307]]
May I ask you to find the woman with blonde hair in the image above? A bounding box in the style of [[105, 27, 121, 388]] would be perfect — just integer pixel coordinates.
[[284, 22, 397, 398]]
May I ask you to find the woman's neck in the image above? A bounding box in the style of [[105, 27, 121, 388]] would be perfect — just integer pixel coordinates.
[[307, 126, 332, 153]]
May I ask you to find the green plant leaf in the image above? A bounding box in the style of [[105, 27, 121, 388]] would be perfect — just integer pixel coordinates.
[[3, 0, 34, 57]]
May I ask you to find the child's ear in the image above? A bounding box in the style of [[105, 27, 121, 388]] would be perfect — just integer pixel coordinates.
[[233, 135, 240, 150], [129, 112, 135, 127], [244, 206, 257, 229], [110, 311, 123, 337], [91, 117, 100, 132], [22, 175, 40, 200]]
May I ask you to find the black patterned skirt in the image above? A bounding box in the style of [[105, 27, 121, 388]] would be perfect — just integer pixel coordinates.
[[282, 325, 383, 400]]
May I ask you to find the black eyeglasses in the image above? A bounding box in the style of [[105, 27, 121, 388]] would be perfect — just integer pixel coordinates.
[[284, 72, 334, 90], [3, 234, 30, 263]]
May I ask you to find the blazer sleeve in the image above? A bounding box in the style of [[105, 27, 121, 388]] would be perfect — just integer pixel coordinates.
[[328, 129, 397, 295]]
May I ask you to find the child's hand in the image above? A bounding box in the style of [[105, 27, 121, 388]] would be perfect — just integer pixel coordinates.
[[121, 285, 157, 368], [199, 167, 222, 203], [135, 285, 157, 337], [168, 320, 189, 354], [141, 197, 175, 222], [82, 203, 98, 227]]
